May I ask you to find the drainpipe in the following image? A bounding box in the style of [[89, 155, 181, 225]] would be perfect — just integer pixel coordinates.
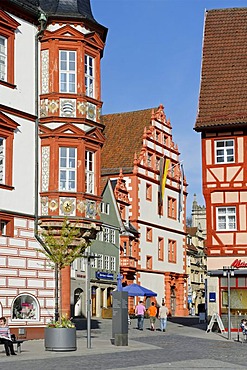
[[34, 10, 60, 321]]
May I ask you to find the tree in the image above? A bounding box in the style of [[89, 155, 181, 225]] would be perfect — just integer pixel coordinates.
[[39, 218, 96, 323]]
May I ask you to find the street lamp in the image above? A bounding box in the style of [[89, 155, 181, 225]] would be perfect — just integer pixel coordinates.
[[223, 266, 235, 340]]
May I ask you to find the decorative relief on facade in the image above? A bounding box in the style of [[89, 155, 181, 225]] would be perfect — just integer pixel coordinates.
[[41, 50, 49, 94], [48, 100, 59, 114], [49, 199, 58, 212], [77, 200, 86, 213], [86, 103, 96, 121], [41, 146, 50, 192], [41, 197, 48, 215], [40, 99, 48, 117], [59, 198, 76, 216], [85, 200, 96, 218], [77, 101, 87, 115], [60, 99, 76, 117]]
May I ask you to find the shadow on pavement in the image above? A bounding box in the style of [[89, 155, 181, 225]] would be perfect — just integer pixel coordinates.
[[72, 318, 101, 330], [168, 316, 207, 331]]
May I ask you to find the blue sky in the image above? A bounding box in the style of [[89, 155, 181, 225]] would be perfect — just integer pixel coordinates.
[[91, 0, 247, 215]]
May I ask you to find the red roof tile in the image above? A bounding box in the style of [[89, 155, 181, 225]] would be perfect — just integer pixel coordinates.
[[195, 8, 247, 130], [101, 108, 156, 175]]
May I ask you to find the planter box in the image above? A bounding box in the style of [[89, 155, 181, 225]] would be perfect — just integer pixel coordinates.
[[44, 327, 77, 352]]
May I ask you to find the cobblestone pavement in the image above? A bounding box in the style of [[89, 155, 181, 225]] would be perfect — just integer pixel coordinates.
[[1, 317, 246, 370]]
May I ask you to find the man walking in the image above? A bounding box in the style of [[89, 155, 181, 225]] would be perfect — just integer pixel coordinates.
[[135, 301, 146, 330], [148, 302, 157, 331], [159, 301, 169, 332]]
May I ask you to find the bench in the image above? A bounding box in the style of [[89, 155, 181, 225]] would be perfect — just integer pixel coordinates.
[[0, 339, 25, 354], [13, 339, 25, 353]]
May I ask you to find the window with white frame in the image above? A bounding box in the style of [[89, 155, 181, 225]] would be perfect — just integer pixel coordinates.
[[59, 50, 76, 93], [0, 36, 7, 81], [0, 221, 6, 235], [80, 258, 86, 271], [215, 140, 234, 163], [103, 227, 110, 242], [12, 294, 39, 320], [123, 242, 127, 256], [109, 229, 115, 244], [217, 207, 236, 230], [97, 254, 103, 269], [59, 147, 76, 191], [91, 253, 97, 268], [100, 202, 110, 214], [85, 54, 94, 98], [110, 256, 116, 271], [0, 137, 5, 183], [104, 255, 110, 270], [85, 150, 94, 194]]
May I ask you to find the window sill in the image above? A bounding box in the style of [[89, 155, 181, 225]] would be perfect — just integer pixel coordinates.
[[0, 184, 14, 190], [0, 80, 16, 89]]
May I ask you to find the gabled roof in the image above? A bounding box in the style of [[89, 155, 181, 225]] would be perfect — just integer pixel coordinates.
[[101, 108, 155, 175], [195, 7, 247, 131]]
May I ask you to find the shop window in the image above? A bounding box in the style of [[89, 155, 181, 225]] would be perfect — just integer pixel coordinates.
[[146, 183, 152, 201], [168, 239, 177, 263], [168, 197, 177, 219], [12, 294, 39, 320], [146, 255, 152, 270], [146, 227, 152, 242], [158, 237, 164, 261]]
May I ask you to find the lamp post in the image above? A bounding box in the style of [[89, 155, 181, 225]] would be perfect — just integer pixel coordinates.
[[223, 266, 235, 340]]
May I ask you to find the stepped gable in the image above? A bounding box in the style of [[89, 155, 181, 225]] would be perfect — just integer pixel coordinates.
[[101, 108, 156, 175], [195, 7, 247, 130]]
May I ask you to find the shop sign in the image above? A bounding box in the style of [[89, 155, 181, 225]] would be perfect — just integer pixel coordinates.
[[96, 271, 114, 280], [209, 292, 216, 302], [231, 259, 247, 268], [188, 295, 192, 303]]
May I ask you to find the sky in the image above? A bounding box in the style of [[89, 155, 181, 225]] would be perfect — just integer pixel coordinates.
[[91, 0, 247, 215]]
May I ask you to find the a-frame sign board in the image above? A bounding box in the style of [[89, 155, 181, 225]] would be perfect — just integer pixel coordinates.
[[206, 313, 225, 333]]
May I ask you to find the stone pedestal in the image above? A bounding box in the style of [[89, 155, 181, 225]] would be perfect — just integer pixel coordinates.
[[112, 291, 128, 346]]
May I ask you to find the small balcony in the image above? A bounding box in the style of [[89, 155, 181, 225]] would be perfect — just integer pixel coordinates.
[[120, 256, 136, 271]]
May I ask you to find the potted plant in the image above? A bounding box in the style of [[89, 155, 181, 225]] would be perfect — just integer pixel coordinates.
[[39, 218, 95, 351]]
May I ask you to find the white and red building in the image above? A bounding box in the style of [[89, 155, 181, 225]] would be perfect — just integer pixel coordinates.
[[195, 7, 247, 325], [0, 0, 107, 338], [102, 105, 189, 316]]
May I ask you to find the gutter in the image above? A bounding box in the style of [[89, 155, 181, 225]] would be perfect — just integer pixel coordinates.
[[34, 9, 49, 252]]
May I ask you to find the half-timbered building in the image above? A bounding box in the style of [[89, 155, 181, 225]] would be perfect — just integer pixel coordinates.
[[195, 7, 247, 323]]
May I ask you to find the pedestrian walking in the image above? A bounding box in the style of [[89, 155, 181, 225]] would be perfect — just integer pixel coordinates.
[[148, 302, 157, 331], [158, 301, 169, 332], [0, 317, 17, 356], [135, 301, 146, 330]]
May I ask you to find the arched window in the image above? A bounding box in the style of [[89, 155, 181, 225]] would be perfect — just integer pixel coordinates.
[[11, 294, 39, 321]]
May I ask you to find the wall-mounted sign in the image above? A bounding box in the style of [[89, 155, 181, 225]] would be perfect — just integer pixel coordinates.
[[96, 271, 114, 280], [209, 292, 216, 302], [231, 259, 247, 268]]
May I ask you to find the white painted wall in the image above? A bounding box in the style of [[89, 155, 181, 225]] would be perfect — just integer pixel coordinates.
[[0, 114, 35, 214], [1, 15, 36, 115]]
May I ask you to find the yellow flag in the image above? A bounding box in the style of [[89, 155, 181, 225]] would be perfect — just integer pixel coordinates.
[[161, 158, 170, 199]]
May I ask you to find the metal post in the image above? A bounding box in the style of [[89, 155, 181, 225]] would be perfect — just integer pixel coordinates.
[[227, 269, 231, 340], [55, 263, 59, 322], [86, 251, 91, 349]]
